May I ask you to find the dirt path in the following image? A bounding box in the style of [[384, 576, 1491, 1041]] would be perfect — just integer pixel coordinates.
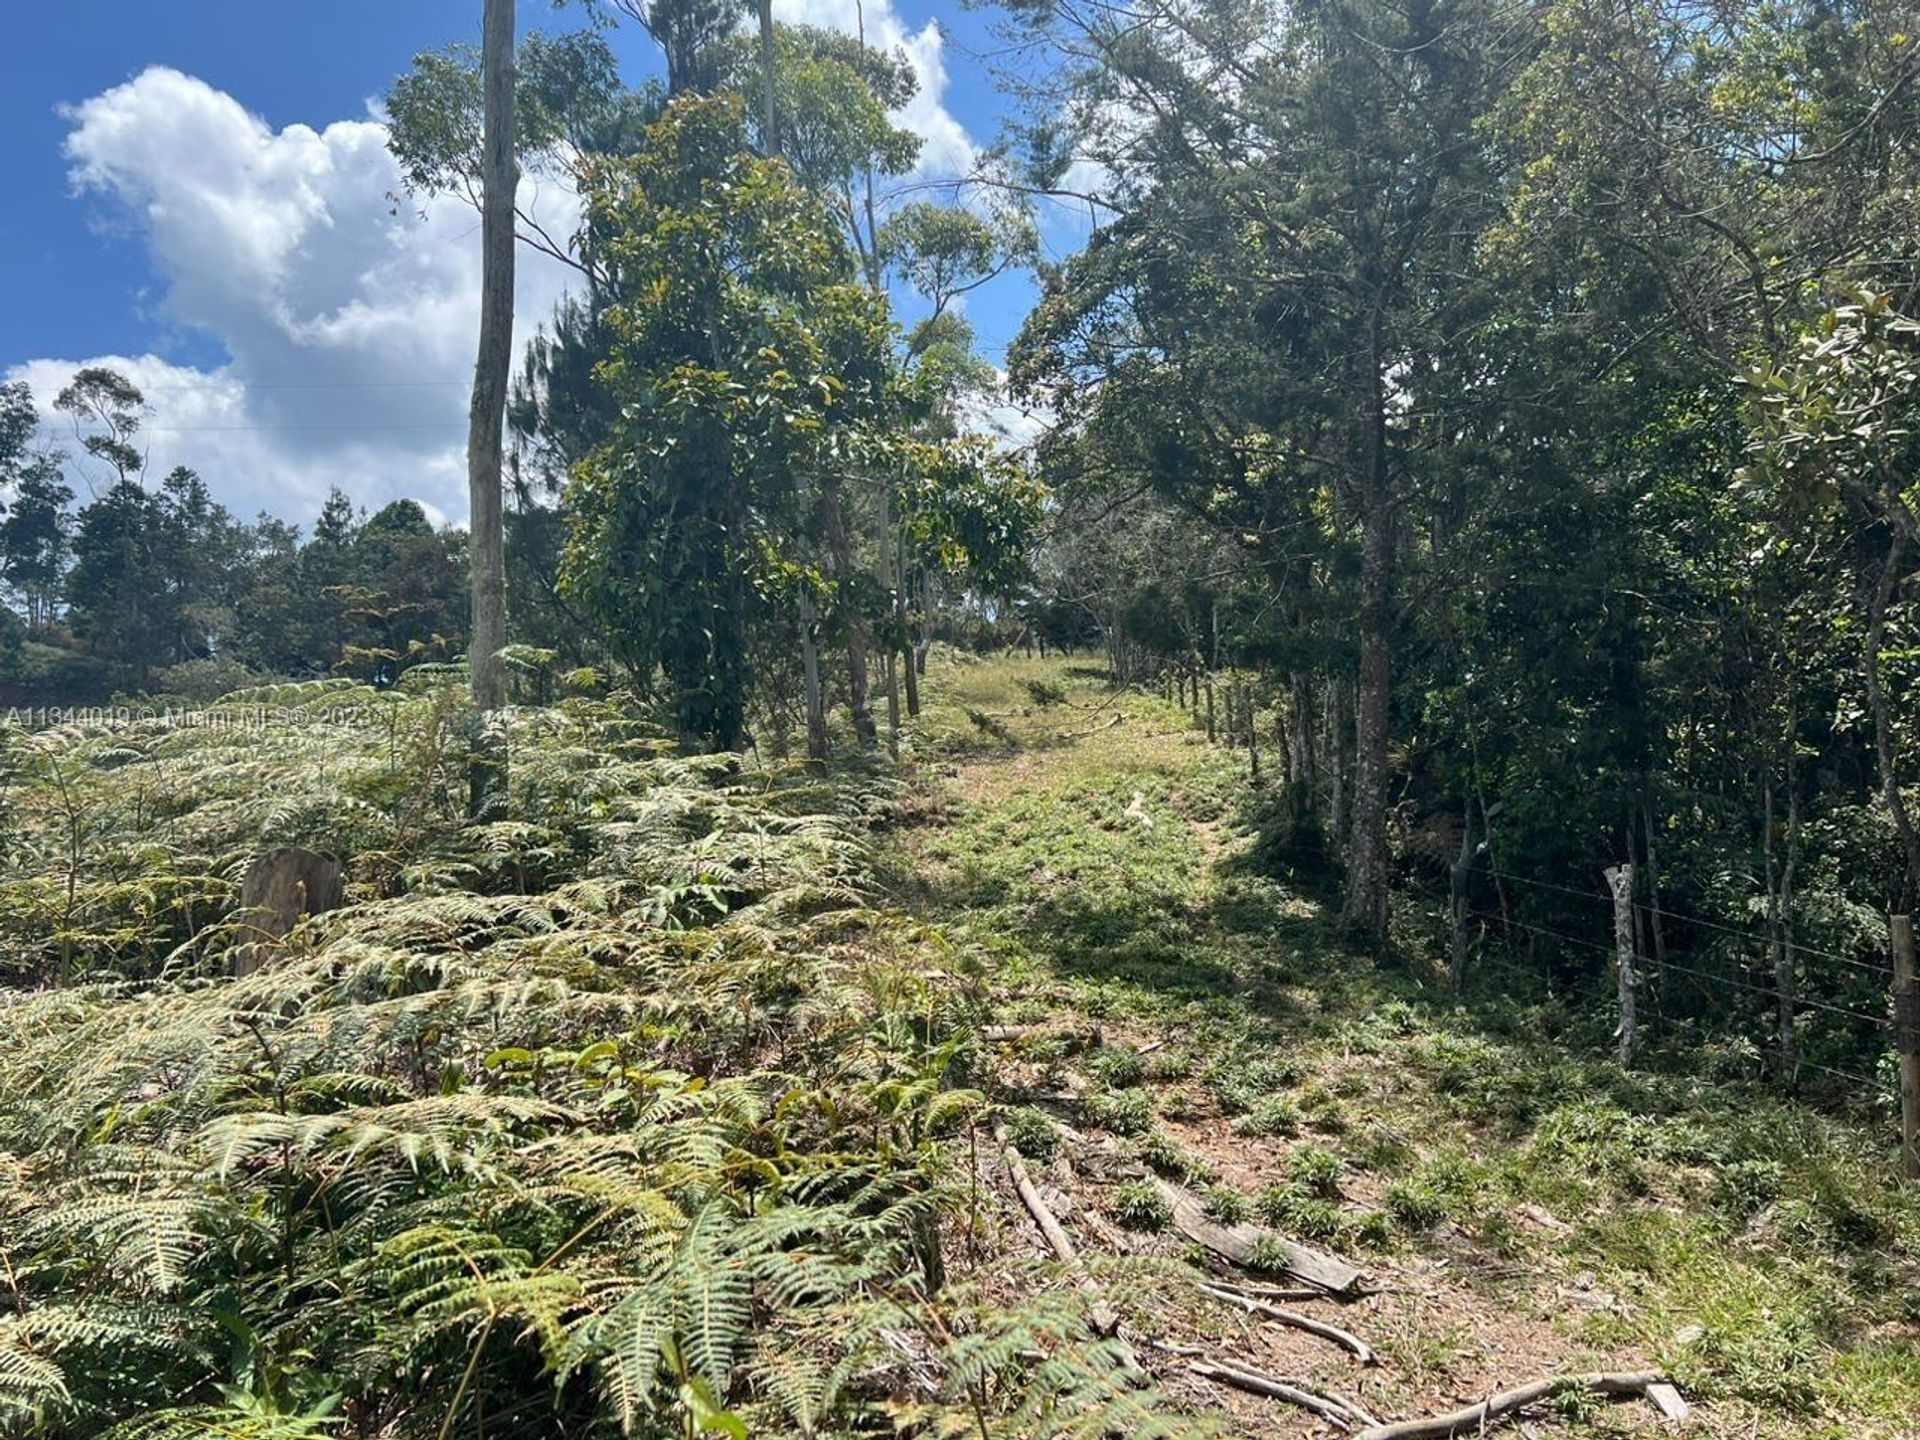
[[883, 661, 1669, 1435], [883, 655, 1911, 1438]]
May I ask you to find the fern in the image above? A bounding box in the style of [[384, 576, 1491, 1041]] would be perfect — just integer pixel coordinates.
[[0, 683, 1217, 1440]]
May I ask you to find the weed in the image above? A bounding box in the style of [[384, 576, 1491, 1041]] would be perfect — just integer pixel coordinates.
[[1143, 1046, 1195, 1082], [1112, 1180, 1173, 1232], [1287, 1143, 1346, 1198], [1091, 1046, 1146, 1088], [1087, 1087, 1156, 1135], [1159, 1089, 1200, 1121], [1352, 1126, 1416, 1172], [1297, 1083, 1351, 1133], [1383, 1177, 1450, 1231], [1139, 1127, 1216, 1183], [1004, 1105, 1061, 1162], [1713, 1158, 1785, 1219], [1234, 1094, 1301, 1137], [1203, 1184, 1251, 1224], [1256, 1182, 1349, 1243]]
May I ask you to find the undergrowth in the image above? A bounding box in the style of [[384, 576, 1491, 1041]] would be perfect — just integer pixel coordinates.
[[5, 654, 1918, 1438], [0, 675, 1209, 1440], [897, 655, 1920, 1439]]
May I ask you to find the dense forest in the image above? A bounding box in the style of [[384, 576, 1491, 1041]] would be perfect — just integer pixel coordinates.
[[4, 1, 1920, 1437]]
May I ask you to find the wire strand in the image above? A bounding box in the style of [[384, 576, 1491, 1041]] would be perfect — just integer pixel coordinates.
[[1464, 908, 1891, 1028], [1471, 865, 1891, 976]]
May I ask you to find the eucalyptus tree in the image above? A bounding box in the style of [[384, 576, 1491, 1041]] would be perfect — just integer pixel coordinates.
[[466, 0, 517, 720], [711, 25, 924, 282], [52, 367, 146, 494]]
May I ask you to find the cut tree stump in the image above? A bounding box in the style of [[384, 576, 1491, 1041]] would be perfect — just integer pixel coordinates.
[[232, 847, 344, 975], [1154, 1178, 1365, 1294]]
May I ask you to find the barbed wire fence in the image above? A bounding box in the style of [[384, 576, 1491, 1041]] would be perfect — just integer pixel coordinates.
[[1162, 662, 1920, 1178]]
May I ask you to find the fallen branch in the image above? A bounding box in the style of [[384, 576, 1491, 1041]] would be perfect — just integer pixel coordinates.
[[1067, 713, 1126, 738], [1196, 1281, 1376, 1364], [979, 1022, 1101, 1052], [1201, 1277, 1326, 1303], [995, 1126, 1122, 1339], [999, 1132, 1078, 1265], [1189, 1359, 1378, 1430], [1354, 1371, 1670, 1440], [1154, 1178, 1366, 1294]]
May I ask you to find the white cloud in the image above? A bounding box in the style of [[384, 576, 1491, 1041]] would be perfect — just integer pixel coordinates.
[[9, 66, 578, 527], [773, 0, 976, 179], [12, 34, 981, 529], [963, 367, 1048, 452]]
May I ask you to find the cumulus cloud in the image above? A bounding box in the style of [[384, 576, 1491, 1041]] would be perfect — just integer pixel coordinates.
[[9, 66, 578, 526], [773, 0, 976, 179], [11, 29, 984, 528]]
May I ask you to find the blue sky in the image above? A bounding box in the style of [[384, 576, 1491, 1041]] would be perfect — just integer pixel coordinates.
[[0, 1, 1052, 525]]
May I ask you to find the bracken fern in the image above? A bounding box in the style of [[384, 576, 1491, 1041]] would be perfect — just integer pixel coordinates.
[[0, 687, 1211, 1439]]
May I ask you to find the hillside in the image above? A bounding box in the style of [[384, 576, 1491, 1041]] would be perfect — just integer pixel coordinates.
[[884, 657, 1920, 1439], [2, 656, 1914, 1439]]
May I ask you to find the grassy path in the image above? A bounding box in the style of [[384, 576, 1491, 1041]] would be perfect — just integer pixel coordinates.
[[888, 654, 1920, 1438]]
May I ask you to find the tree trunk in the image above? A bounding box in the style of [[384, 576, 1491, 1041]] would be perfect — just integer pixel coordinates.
[[1245, 681, 1261, 780], [1449, 796, 1477, 994], [800, 591, 826, 762], [1331, 678, 1353, 855], [900, 524, 921, 717], [1640, 802, 1669, 972], [915, 573, 932, 676], [466, 0, 516, 715], [1290, 671, 1318, 817], [1342, 339, 1394, 942], [880, 485, 900, 756], [1866, 527, 1920, 899], [755, 0, 777, 152], [822, 478, 877, 748]]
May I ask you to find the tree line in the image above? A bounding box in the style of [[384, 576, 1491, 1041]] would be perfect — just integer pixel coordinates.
[[0, 370, 469, 700], [1002, 0, 1920, 1086]]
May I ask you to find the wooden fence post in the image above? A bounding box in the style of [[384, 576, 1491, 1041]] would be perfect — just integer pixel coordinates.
[[1248, 688, 1261, 781], [1605, 863, 1637, 1068], [1893, 915, 1919, 1180]]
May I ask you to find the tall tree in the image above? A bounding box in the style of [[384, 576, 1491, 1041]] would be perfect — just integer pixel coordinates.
[[1009, 0, 1528, 940], [467, 0, 517, 713], [561, 95, 897, 750]]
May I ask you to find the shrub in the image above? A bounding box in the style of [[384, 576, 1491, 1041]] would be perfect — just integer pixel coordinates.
[[1087, 1087, 1156, 1135], [1112, 1180, 1173, 1232]]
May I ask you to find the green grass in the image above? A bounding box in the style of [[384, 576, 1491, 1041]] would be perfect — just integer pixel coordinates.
[[890, 651, 1920, 1439]]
